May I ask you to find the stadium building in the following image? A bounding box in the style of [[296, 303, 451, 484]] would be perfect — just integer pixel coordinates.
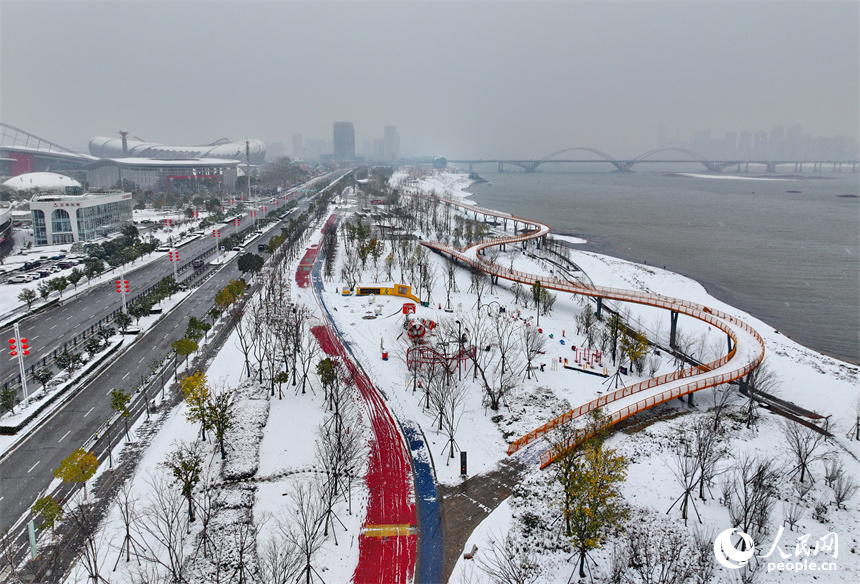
[[89, 135, 266, 165]]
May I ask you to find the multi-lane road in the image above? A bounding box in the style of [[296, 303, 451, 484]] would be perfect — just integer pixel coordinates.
[[0, 173, 343, 539]]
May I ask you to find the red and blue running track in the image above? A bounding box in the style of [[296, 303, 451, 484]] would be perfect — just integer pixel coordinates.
[[297, 213, 442, 583]]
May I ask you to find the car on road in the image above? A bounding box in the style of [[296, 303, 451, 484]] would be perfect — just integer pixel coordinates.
[[231, 246, 241, 252], [192, 259, 204, 269]]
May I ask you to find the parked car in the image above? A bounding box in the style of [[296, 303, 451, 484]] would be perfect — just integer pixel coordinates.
[[6, 274, 30, 284], [192, 259, 204, 269]]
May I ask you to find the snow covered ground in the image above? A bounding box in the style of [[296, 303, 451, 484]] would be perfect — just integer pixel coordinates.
[[50, 170, 859, 583]]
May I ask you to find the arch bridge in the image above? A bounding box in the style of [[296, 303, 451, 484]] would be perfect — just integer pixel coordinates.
[[448, 147, 859, 174]]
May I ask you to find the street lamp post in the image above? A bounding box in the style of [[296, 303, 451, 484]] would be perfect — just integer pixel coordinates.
[[535, 280, 541, 328], [455, 319, 462, 381]]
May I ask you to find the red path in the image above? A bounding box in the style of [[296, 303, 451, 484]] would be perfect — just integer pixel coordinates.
[[297, 224, 417, 583]]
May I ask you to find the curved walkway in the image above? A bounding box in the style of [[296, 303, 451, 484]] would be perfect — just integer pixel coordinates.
[[414, 194, 766, 468], [297, 218, 418, 583]]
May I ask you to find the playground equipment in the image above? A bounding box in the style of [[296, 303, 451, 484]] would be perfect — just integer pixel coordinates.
[[411, 192, 765, 468], [355, 283, 421, 303], [406, 344, 476, 374], [572, 348, 603, 367]]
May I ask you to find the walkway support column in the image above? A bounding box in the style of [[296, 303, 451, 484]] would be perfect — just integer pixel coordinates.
[[669, 310, 679, 349], [596, 297, 603, 319]]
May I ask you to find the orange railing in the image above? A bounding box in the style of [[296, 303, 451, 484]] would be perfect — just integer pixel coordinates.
[[408, 193, 766, 467]]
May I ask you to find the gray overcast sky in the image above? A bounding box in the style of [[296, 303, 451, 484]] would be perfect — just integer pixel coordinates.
[[1, 1, 857, 159]]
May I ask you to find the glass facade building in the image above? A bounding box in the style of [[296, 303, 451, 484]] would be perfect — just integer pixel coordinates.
[[30, 191, 133, 246]]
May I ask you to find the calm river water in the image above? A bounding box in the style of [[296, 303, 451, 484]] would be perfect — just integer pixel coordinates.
[[462, 168, 859, 363]]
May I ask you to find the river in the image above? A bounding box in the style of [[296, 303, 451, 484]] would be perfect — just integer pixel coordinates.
[[460, 167, 859, 363]]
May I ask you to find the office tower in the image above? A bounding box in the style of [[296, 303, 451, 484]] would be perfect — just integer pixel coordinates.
[[292, 133, 303, 159], [753, 130, 768, 159], [333, 122, 355, 161], [384, 125, 400, 160], [738, 131, 752, 159], [769, 125, 786, 159], [787, 124, 803, 159]]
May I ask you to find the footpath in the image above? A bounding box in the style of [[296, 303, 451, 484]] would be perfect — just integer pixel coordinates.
[[297, 223, 418, 584]]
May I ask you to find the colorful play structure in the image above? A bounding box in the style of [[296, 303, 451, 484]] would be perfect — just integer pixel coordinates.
[[344, 283, 421, 303], [412, 193, 765, 469]]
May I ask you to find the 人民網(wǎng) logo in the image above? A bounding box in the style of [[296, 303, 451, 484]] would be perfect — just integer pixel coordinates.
[[713, 527, 756, 569]]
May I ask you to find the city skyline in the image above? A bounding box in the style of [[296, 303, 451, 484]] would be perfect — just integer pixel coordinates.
[[1, 1, 856, 160]]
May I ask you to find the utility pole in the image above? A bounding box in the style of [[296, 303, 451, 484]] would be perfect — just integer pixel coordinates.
[[11, 323, 30, 405], [246, 140, 254, 230]]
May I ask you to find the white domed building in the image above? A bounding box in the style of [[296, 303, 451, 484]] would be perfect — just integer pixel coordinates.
[[2, 172, 82, 194]]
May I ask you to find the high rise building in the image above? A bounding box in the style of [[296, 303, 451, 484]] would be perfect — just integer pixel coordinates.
[[769, 125, 786, 159], [292, 133, 303, 160], [384, 125, 400, 160], [787, 124, 804, 159], [333, 122, 355, 161], [752, 130, 768, 159], [373, 138, 385, 159], [738, 131, 752, 159]]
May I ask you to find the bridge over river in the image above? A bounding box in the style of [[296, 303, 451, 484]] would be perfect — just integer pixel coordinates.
[[449, 147, 860, 173]]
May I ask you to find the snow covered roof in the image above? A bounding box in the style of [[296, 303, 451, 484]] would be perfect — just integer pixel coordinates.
[[86, 157, 242, 168], [2, 172, 82, 192]]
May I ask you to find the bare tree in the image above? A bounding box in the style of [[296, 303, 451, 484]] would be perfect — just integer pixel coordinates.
[[576, 304, 599, 349], [66, 501, 110, 584], [723, 455, 781, 548], [691, 421, 725, 500], [666, 443, 701, 525], [783, 500, 805, 531], [233, 305, 257, 380], [440, 375, 469, 464], [520, 326, 546, 381], [475, 531, 542, 584], [259, 523, 302, 584], [742, 359, 781, 429], [833, 474, 858, 510], [112, 483, 143, 571], [468, 267, 490, 311], [0, 525, 21, 581], [710, 383, 738, 432], [617, 515, 697, 584], [491, 312, 520, 376], [781, 418, 828, 483], [135, 472, 193, 584], [286, 482, 327, 584]]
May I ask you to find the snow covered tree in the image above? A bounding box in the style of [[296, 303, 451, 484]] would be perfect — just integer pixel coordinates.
[[576, 303, 599, 349], [781, 418, 828, 484], [722, 455, 781, 549], [17, 287, 36, 309], [520, 326, 546, 381], [32, 367, 54, 392], [475, 531, 542, 584], [208, 385, 236, 460], [162, 441, 203, 522]]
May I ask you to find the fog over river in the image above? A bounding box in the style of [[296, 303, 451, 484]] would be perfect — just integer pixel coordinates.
[[461, 168, 859, 363]]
